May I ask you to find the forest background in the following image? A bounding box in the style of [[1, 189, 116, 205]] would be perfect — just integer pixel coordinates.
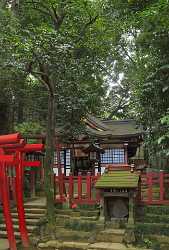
[[1, 0, 169, 220], [1, 0, 169, 166]]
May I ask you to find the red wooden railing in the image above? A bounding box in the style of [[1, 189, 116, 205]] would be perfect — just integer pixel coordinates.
[[140, 171, 169, 205], [54, 173, 101, 206], [55, 171, 169, 206]]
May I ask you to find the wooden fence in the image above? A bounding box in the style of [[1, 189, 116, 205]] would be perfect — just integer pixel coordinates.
[[54, 171, 169, 206], [54, 173, 101, 206], [140, 171, 169, 205]]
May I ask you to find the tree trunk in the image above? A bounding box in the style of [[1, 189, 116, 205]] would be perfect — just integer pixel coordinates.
[[0, 99, 10, 135], [43, 89, 56, 227]]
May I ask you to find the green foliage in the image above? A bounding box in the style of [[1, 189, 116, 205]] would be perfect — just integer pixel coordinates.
[[98, 0, 169, 168], [0, 0, 113, 139], [14, 121, 44, 136]]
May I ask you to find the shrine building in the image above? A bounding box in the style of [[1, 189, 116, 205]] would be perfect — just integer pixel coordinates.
[[53, 115, 144, 176]]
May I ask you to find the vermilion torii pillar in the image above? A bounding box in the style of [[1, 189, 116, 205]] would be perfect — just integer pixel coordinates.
[[0, 149, 17, 250], [0, 133, 44, 250]]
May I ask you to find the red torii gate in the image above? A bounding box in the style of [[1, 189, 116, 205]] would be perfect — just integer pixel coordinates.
[[0, 133, 44, 250]]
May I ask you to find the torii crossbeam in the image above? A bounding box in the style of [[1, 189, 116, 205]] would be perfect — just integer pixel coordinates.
[[0, 133, 44, 250]]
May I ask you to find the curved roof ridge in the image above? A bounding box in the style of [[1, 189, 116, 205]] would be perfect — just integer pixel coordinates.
[[86, 114, 111, 131]]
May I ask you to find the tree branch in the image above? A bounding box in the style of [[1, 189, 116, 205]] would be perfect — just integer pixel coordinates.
[[26, 0, 65, 31], [74, 15, 98, 44], [119, 44, 136, 66]]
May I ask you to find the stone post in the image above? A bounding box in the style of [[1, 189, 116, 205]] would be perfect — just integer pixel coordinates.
[[124, 190, 135, 244], [99, 189, 105, 223]]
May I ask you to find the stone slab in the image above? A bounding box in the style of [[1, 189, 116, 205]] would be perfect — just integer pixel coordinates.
[[88, 242, 127, 250], [38, 240, 152, 250], [63, 241, 90, 249], [0, 239, 9, 250]]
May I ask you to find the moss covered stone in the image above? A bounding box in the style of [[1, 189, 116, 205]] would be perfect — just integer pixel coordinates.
[[95, 171, 139, 188]]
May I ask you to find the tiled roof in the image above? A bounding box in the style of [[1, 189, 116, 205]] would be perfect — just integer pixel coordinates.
[[85, 115, 143, 138]]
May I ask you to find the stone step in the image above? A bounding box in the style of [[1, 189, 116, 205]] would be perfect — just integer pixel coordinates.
[[0, 224, 37, 233], [56, 216, 98, 224], [136, 222, 169, 236], [55, 214, 98, 221], [80, 210, 99, 217], [11, 208, 46, 214], [105, 219, 127, 229], [55, 217, 103, 231], [10, 218, 39, 226], [24, 203, 46, 209], [0, 230, 31, 239], [11, 212, 45, 219], [38, 240, 151, 250], [55, 209, 98, 218], [55, 228, 91, 242], [96, 229, 125, 243]]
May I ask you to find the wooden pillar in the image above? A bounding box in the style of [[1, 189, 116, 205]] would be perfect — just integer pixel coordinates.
[[64, 149, 67, 176], [0, 162, 17, 250], [159, 170, 164, 202], [69, 173, 73, 207], [15, 151, 29, 247], [78, 172, 82, 201], [86, 172, 91, 201], [147, 172, 153, 204], [56, 143, 62, 176], [98, 152, 101, 173], [124, 143, 128, 164]]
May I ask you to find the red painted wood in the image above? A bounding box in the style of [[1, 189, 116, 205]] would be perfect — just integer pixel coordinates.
[[4, 143, 44, 153], [0, 155, 14, 164], [59, 174, 65, 201], [107, 164, 130, 171], [69, 173, 73, 205], [55, 174, 101, 205], [23, 160, 41, 167], [0, 134, 45, 250], [147, 172, 153, 204], [78, 173, 82, 201], [86, 173, 91, 200], [20, 144, 44, 152], [159, 171, 164, 202], [0, 163, 17, 250], [0, 139, 26, 150], [0, 133, 21, 145], [140, 172, 169, 205], [15, 151, 29, 247]]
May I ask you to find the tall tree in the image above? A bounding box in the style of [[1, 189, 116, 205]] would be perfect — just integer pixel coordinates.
[[0, 0, 114, 227], [102, 0, 169, 166]]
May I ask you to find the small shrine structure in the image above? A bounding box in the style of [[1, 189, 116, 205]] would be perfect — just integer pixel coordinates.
[[95, 170, 140, 225]]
